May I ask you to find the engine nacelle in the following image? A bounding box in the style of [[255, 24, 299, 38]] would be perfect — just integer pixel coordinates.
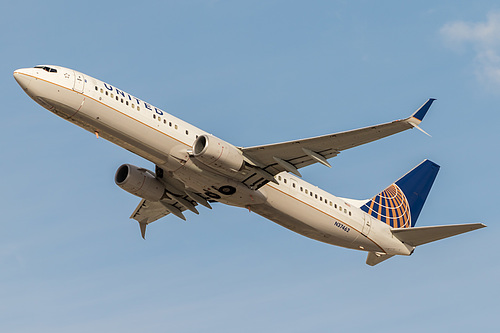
[[115, 164, 165, 201], [192, 134, 244, 172]]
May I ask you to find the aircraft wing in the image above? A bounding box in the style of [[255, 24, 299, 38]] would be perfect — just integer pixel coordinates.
[[242, 99, 435, 177], [130, 194, 201, 238]]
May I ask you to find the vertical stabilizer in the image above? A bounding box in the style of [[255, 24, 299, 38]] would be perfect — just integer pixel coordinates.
[[361, 160, 440, 228]]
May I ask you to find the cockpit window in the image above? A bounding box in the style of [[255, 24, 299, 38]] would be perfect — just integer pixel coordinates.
[[34, 65, 57, 73]]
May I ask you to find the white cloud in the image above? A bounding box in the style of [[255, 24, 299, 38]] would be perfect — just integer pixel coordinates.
[[441, 11, 500, 86]]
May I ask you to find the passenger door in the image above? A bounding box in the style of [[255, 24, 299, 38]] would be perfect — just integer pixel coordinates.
[[73, 71, 85, 93], [362, 214, 372, 236]]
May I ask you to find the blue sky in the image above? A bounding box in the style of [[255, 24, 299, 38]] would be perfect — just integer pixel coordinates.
[[1, 1, 499, 332]]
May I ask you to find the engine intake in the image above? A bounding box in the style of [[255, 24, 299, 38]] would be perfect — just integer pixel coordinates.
[[115, 164, 165, 201], [192, 134, 244, 172]]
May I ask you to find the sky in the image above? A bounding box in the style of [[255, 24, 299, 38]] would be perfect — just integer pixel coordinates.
[[1, 1, 499, 332]]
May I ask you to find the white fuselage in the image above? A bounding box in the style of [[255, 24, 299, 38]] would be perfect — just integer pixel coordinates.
[[13, 65, 413, 256]]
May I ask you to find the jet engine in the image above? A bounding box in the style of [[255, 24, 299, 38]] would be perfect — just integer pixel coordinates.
[[192, 134, 244, 172], [115, 164, 165, 201]]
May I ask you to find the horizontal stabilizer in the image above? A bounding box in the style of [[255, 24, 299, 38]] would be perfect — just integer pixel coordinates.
[[391, 223, 486, 247], [366, 252, 395, 266]]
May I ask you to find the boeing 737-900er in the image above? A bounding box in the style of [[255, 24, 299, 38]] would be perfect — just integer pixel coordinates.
[[13, 65, 486, 265]]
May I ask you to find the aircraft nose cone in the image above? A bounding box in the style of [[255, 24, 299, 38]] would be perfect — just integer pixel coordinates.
[[13, 69, 33, 91]]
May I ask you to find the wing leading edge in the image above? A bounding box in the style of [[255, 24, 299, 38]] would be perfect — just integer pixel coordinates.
[[242, 99, 436, 176]]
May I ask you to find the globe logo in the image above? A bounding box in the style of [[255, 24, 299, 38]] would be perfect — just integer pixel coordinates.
[[361, 184, 411, 228]]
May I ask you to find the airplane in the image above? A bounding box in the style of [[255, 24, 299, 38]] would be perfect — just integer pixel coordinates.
[[13, 65, 486, 266]]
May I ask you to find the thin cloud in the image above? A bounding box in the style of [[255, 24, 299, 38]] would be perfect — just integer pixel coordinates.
[[441, 11, 500, 87]]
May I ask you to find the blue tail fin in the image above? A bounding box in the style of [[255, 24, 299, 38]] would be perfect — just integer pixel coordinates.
[[360, 160, 440, 228]]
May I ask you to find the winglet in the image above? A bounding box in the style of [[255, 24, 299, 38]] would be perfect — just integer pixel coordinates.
[[411, 98, 436, 123], [139, 220, 148, 239]]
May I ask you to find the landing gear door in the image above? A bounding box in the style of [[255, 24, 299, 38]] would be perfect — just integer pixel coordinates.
[[362, 214, 372, 236], [73, 71, 85, 93]]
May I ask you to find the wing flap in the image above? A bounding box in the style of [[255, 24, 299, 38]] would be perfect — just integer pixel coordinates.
[[391, 223, 486, 247]]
